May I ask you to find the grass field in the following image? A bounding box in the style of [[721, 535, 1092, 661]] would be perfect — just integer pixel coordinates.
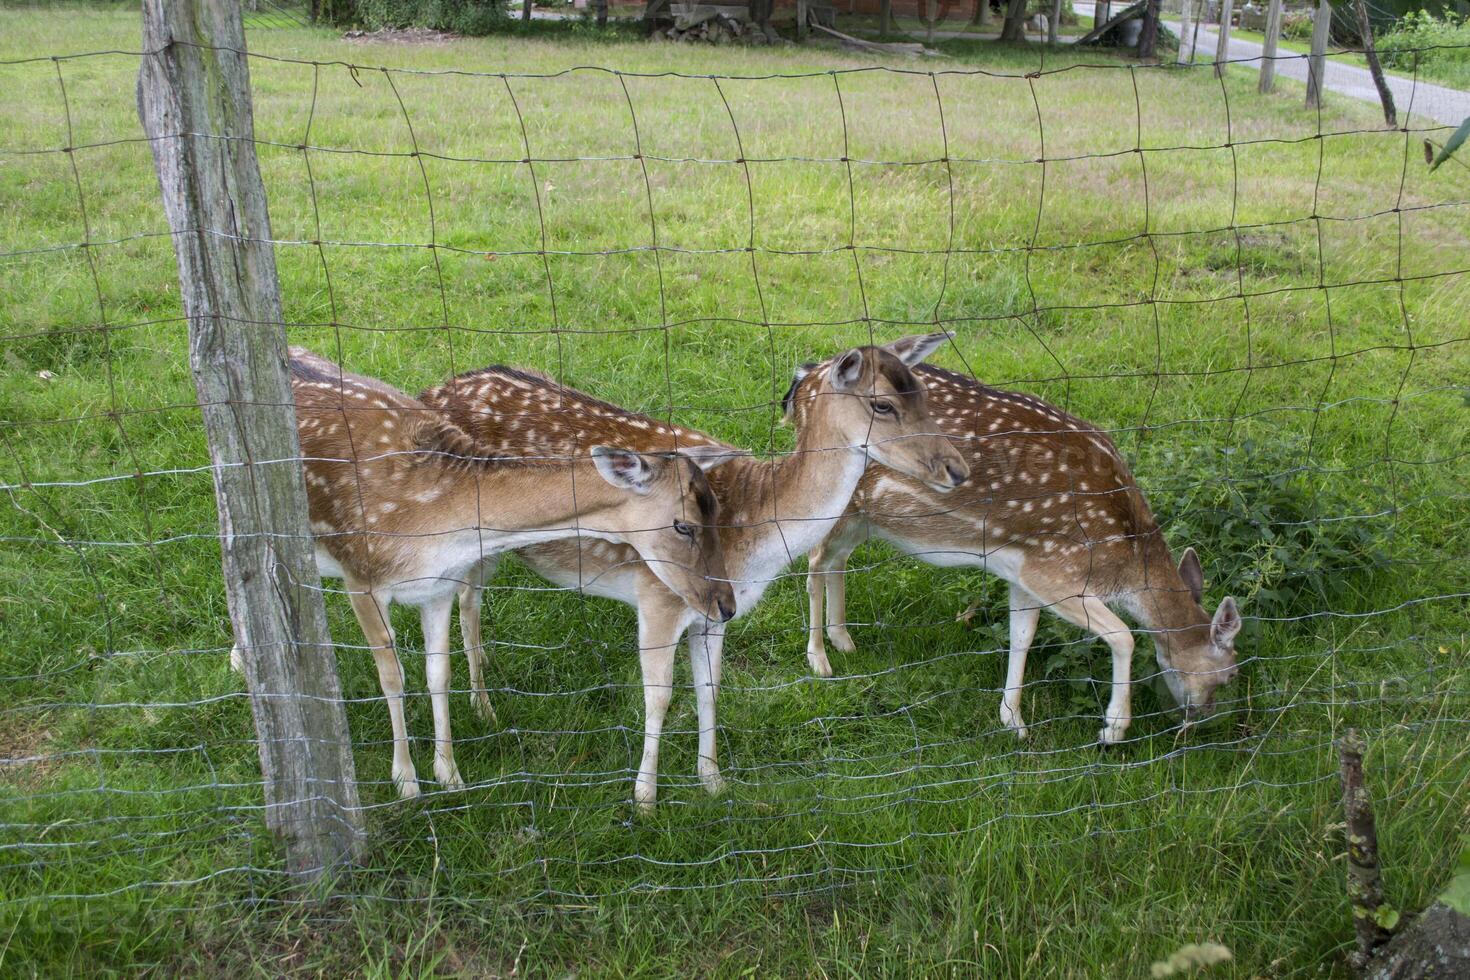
[[2, 7, 1469, 977]]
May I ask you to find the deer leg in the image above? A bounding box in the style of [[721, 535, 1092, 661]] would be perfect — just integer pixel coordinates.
[[421, 595, 464, 790], [1000, 585, 1040, 740], [1035, 590, 1135, 745], [688, 618, 728, 796], [458, 557, 499, 723], [347, 585, 419, 798], [634, 601, 687, 810], [806, 519, 864, 677]]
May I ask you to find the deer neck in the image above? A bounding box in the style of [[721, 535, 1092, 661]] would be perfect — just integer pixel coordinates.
[[433, 459, 627, 549], [1123, 542, 1214, 657], [715, 415, 870, 583]]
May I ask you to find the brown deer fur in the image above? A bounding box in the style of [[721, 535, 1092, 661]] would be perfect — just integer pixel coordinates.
[[419, 335, 969, 807], [804, 362, 1242, 744], [280, 348, 734, 798]]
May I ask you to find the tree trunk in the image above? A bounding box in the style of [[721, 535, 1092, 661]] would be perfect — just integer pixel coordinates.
[[1000, 0, 1028, 41], [1354, 0, 1397, 126], [971, 0, 989, 27], [1137, 0, 1161, 58], [880, 0, 892, 37], [523, 0, 533, 23], [1049, 0, 1062, 42], [595, 0, 608, 27]]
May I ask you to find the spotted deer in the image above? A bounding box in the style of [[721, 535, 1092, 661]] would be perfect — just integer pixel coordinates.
[[803, 363, 1242, 744], [275, 348, 734, 799], [419, 335, 969, 807]]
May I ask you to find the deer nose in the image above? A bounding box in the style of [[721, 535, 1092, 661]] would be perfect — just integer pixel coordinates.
[[715, 597, 736, 622], [943, 460, 968, 487]]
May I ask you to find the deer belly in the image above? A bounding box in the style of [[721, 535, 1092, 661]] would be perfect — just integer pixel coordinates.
[[873, 527, 1027, 581], [313, 546, 345, 580], [520, 551, 641, 605]]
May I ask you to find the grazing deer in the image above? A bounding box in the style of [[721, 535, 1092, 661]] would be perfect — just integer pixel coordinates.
[[419, 335, 970, 807], [277, 348, 734, 799], [803, 363, 1242, 744]]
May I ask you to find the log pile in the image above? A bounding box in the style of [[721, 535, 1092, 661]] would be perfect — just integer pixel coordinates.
[[654, 7, 780, 43]]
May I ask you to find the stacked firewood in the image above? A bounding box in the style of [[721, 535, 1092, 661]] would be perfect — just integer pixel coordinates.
[[654, 10, 779, 43]]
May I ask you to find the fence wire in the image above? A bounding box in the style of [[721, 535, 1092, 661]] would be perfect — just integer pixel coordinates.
[[1, 18, 1468, 952]]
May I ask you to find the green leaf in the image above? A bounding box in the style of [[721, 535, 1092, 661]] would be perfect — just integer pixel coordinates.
[[1430, 116, 1470, 172], [1374, 905, 1401, 930], [1440, 872, 1470, 916]]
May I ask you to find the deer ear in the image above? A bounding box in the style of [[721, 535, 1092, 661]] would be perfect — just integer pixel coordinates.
[[828, 349, 865, 392], [883, 332, 950, 367], [1177, 546, 1204, 604], [590, 445, 656, 495], [1211, 596, 1242, 650], [676, 443, 744, 472]]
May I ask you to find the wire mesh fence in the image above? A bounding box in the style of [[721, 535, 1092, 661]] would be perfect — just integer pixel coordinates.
[[1, 4, 1468, 963]]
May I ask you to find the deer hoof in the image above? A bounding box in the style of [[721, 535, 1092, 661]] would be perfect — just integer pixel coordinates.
[[1098, 722, 1128, 746], [471, 692, 497, 724], [807, 650, 834, 678], [827, 627, 857, 654], [699, 766, 727, 797], [394, 769, 422, 799]]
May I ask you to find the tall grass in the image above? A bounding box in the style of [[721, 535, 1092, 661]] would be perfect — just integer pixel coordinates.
[[1, 8, 1468, 976]]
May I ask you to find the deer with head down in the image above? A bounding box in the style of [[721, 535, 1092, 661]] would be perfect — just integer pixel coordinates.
[[270, 348, 734, 798], [803, 361, 1242, 743], [419, 334, 969, 807]]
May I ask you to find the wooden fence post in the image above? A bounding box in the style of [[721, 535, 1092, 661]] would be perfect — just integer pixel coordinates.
[[1305, 0, 1331, 108], [1177, 0, 1195, 63], [1214, 0, 1234, 77], [1258, 0, 1283, 91], [137, 0, 363, 881]]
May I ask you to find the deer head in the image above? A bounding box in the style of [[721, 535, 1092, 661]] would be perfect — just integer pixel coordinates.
[[1155, 547, 1242, 721], [588, 444, 737, 624], [782, 333, 970, 493]]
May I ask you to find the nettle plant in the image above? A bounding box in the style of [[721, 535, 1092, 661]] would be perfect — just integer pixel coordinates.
[[1015, 437, 1391, 722]]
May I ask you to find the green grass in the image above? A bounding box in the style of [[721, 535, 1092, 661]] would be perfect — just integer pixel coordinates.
[[2, 6, 1469, 977]]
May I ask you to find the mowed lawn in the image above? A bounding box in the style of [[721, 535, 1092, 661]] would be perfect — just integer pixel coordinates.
[[2, 7, 1468, 976]]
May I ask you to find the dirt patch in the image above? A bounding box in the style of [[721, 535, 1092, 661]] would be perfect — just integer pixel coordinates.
[[342, 27, 462, 45], [0, 716, 58, 791]]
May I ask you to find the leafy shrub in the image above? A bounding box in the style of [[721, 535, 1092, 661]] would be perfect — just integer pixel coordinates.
[[341, 0, 509, 33], [1280, 9, 1315, 41], [1377, 11, 1470, 90], [1139, 437, 1390, 623]]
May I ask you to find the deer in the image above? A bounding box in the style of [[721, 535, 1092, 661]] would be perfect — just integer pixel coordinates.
[[418, 334, 970, 808], [266, 348, 735, 799], [802, 362, 1243, 745]]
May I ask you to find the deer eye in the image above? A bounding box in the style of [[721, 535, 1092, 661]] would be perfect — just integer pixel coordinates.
[[673, 521, 695, 538], [871, 400, 895, 416]]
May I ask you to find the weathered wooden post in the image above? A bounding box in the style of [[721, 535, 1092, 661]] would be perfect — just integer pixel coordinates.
[[1258, 0, 1284, 91], [1305, 0, 1331, 108], [137, 0, 364, 881], [1214, 0, 1235, 77], [1177, 0, 1196, 63]]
